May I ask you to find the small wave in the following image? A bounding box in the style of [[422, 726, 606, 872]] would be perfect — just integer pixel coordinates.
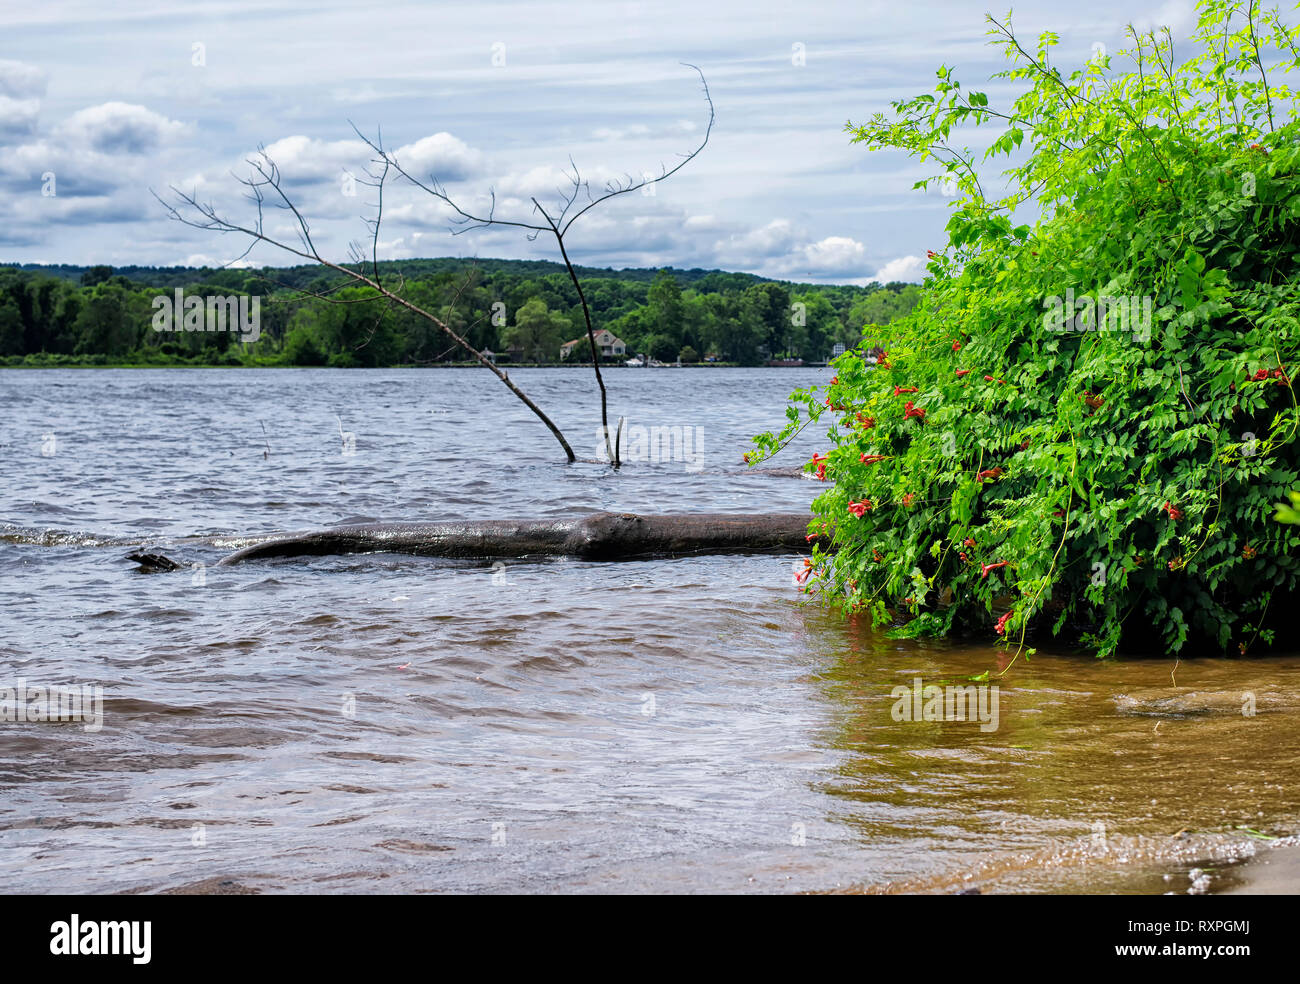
[[0, 524, 137, 548]]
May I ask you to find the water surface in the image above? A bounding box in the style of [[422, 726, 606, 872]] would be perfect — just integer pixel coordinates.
[[2, 368, 1296, 893]]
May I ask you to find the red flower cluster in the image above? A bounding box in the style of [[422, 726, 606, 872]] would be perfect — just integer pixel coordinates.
[[848, 499, 873, 517], [1162, 501, 1183, 521], [902, 492, 916, 507], [860, 453, 886, 464], [926, 250, 938, 259], [1243, 543, 1257, 559], [1251, 366, 1290, 386], [952, 340, 962, 352], [994, 610, 1014, 635], [903, 401, 926, 421], [856, 413, 876, 429], [963, 538, 975, 548], [976, 467, 1003, 483], [811, 452, 828, 481], [795, 559, 813, 584], [955, 369, 971, 377], [895, 386, 918, 395]]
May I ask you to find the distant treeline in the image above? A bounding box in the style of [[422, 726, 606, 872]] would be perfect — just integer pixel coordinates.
[[0, 259, 920, 367]]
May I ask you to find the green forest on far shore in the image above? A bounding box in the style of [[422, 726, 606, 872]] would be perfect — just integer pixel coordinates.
[[0, 258, 919, 368]]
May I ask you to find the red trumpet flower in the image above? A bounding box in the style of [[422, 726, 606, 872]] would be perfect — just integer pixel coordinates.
[[848, 499, 873, 517], [856, 413, 876, 429], [976, 467, 1003, 483], [902, 492, 916, 507], [895, 386, 919, 395], [980, 560, 1008, 579], [955, 369, 971, 377], [860, 453, 886, 464], [1162, 501, 1183, 521], [994, 610, 1014, 635], [903, 401, 926, 420]]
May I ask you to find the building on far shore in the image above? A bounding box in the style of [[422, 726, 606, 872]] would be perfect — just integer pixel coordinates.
[[560, 330, 626, 361]]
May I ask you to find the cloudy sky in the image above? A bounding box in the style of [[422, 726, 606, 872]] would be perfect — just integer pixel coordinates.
[[1, 0, 1198, 283]]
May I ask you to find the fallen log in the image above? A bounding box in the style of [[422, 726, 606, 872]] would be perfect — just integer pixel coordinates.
[[125, 512, 825, 570], [215, 512, 822, 565]]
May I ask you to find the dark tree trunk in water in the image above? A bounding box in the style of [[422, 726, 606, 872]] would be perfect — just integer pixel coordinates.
[[209, 512, 822, 566]]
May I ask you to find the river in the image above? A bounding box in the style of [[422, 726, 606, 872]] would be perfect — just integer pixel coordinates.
[[2, 367, 1297, 893]]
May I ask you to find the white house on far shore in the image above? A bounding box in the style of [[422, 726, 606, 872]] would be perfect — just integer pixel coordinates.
[[560, 330, 626, 361]]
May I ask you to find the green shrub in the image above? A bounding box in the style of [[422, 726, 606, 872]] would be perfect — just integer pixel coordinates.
[[751, 0, 1300, 656]]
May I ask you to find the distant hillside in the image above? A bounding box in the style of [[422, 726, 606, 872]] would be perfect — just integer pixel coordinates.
[[2, 257, 848, 293], [0, 257, 920, 368]]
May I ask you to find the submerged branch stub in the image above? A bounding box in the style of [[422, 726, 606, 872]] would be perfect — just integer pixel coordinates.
[[207, 511, 824, 566]]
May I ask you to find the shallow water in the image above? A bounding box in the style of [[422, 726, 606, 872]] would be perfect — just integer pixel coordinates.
[[1, 368, 1296, 894]]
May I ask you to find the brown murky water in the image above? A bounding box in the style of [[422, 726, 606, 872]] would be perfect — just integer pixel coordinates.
[[815, 627, 1300, 894], [2, 369, 1296, 893]]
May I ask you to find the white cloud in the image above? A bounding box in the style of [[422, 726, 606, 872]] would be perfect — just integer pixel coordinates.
[[182, 253, 257, 268], [0, 59, 46, 99], [0, 96, 41, 137], [391, 132, 484, 182], [713, 218, 797, 265], [256, 135, 370, 181], [59, 102, 185, 154], [1133, 0, 1198, 35], [869, 254, 928, 283], [797, 236, 866, 274]]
